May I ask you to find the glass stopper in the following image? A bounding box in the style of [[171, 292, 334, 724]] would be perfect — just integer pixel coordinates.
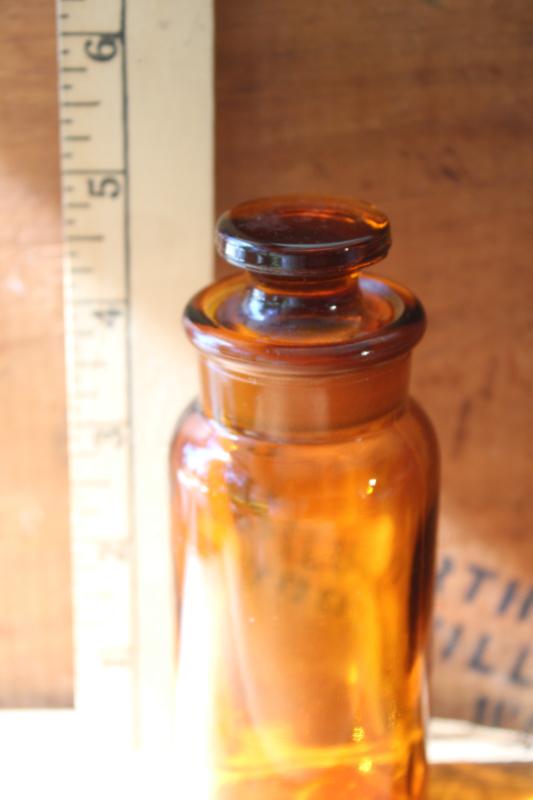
[[216, 194, 391, 277]]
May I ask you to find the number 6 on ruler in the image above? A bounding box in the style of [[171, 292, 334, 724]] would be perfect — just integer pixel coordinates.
[[84, 34, 121, 63]]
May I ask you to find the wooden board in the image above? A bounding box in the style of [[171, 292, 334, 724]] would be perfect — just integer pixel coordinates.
[[0, 1, 72, 706], [429, 762, 533, 800], [216, 0, 533, 730]]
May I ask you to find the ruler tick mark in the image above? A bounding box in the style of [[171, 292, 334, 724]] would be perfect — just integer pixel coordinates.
[[62, 169, 125, 175], [61, 30, 122, 37], [61, 100, 101, 108], [66, 235, 105, 242], [61, 66, 87, 73], [66, 202, 91, 208], [64, 135, 92, 142], [62, 83, 74, 90]]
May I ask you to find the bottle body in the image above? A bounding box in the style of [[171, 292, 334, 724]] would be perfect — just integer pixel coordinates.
[[170, 357, 438, 799], [172, 194, 439, 798]]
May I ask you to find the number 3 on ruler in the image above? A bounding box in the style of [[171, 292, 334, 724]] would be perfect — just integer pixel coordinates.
[[88, 176, 121, 198]]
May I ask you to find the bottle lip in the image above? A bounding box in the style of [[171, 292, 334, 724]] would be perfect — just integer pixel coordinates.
[[184, 274, 426, 372], [215, 194, 391, 276]]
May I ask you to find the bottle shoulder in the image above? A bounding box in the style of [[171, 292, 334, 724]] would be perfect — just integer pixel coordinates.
[[402, 398, 441, 473], [170, 400, 214, 466], [170, 396, 439, 482], [171, 398, 439, 548]]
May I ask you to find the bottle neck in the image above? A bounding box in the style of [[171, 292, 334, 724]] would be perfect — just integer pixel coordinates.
[[198, 355, 411, 440], [240, 272, 364, 332]]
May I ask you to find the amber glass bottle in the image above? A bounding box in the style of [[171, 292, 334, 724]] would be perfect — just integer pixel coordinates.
[[170, 196, 439, 799]]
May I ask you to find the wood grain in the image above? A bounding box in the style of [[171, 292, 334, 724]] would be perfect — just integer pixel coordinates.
[[216, 0, 533, 728], [0, 2, 72, 706], [429, 762, 533, 800]]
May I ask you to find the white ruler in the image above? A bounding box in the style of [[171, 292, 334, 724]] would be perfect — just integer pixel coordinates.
[[57, 0, 213, 746]]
